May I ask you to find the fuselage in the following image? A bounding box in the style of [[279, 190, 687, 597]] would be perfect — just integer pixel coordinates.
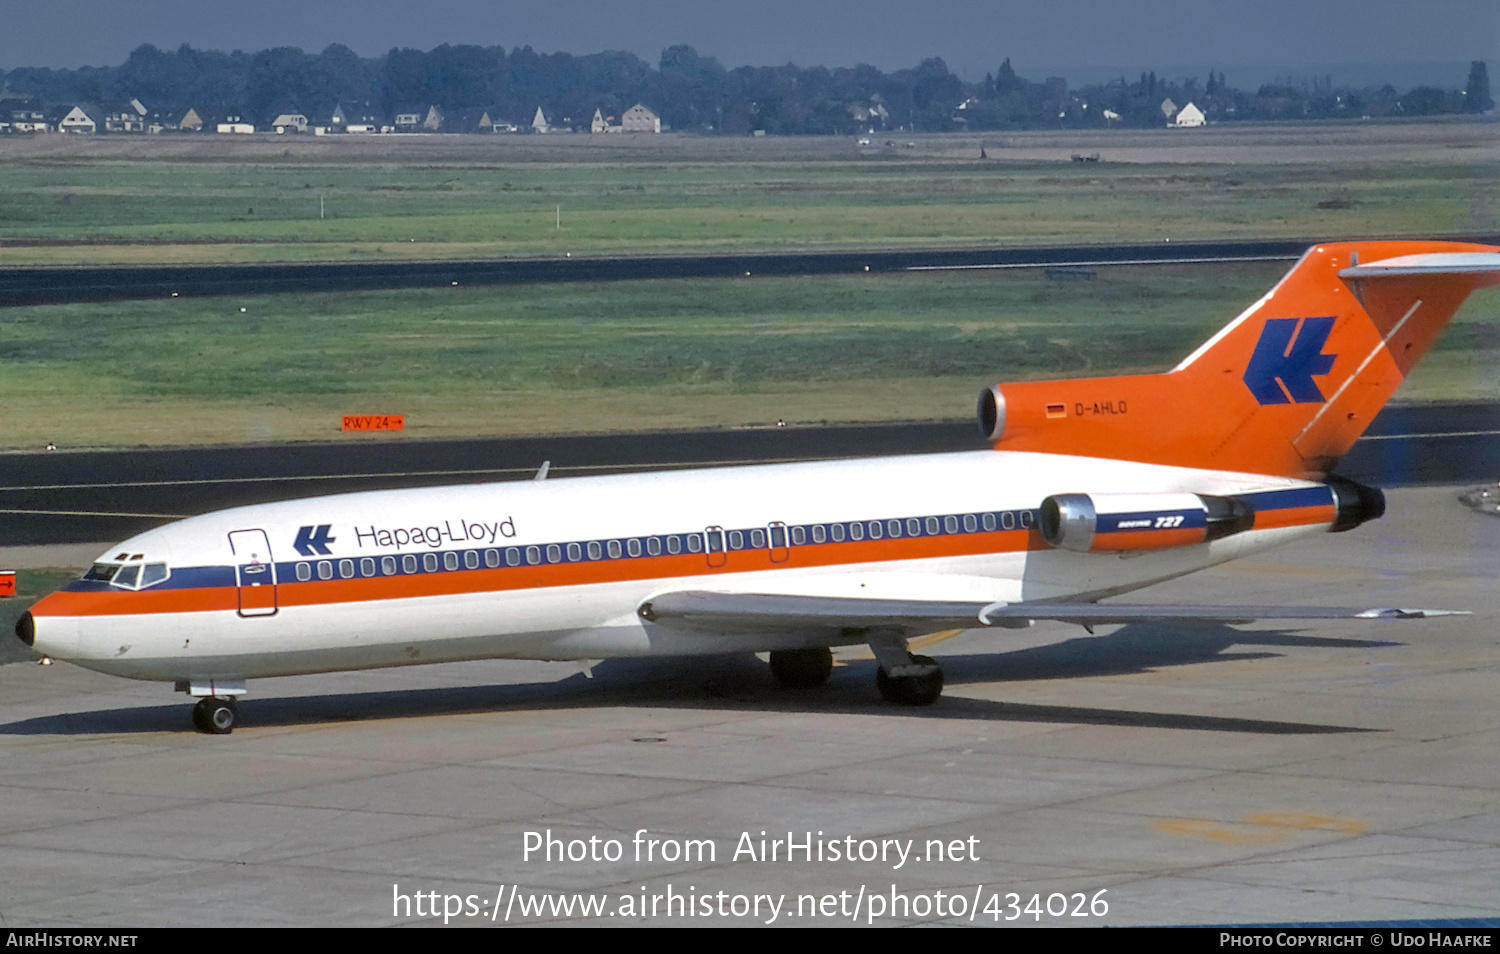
[[26, 448, 1337, 684]]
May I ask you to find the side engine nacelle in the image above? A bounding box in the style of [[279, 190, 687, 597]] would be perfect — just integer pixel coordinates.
[[1039, 492, 1255, 553]]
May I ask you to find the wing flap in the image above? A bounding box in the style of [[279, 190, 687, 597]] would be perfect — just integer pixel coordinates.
[[638, 590, 1463, 632]]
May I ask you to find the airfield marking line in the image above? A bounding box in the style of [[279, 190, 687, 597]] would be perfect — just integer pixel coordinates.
[[906, 254, 1297, 271], [1361, 429, 1500, 440], [0, 457, 867, 492]]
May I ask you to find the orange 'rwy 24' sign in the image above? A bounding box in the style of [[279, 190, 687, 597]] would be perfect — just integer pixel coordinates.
[[341, 415, 405, 432]]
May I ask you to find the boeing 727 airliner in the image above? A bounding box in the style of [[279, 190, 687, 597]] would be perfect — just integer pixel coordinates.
[[17, 241, 1500, 732]]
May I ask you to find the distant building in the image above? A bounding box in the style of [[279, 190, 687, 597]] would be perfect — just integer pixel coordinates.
[[57, 105, 98, 133], [103, 99, 148, 133], [179, 108, 204, 132], [532, 106, 550, 133], [217, 116, 254, 134], [620, 103, 660, 133], [271, 113, 308, 133], [591, 108, 606, 133], [1173, 102, 1206, 127], [422, 106, 444, 131], [394, 111, 423, 132]]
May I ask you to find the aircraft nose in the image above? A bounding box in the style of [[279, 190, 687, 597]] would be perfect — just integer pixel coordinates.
[[15, 611, 34, 647]]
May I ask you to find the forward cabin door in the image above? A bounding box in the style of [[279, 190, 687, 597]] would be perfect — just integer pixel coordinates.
[[228, 529, 278, 618]]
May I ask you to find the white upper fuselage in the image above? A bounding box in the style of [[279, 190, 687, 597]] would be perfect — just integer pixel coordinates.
[[28, 449, 1325, 683]]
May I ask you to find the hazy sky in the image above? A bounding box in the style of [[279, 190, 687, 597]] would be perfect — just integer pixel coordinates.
[[4, 0, 1497, 83]]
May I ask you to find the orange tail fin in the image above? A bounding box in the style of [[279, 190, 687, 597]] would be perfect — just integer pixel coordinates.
[[980, 241, 1500, 479]]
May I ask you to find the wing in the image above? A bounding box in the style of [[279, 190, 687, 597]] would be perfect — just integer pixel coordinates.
[[637, 590, 1464, 632]]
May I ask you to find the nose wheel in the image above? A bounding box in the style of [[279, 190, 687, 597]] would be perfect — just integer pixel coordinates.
[[191, 697, 238, 734]]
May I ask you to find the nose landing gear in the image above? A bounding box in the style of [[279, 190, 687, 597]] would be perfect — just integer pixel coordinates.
[[191, 697, 238, 734]]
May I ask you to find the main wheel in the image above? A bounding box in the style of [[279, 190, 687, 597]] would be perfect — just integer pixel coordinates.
[[769, 647, 834, 688], [194, 697, 237, 735], [875, 655, 943, 706]]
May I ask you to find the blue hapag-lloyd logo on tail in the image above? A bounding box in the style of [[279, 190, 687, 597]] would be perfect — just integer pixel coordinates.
[[1242, 316, 1338, 405]]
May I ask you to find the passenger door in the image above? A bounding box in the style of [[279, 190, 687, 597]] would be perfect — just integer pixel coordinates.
[[228, 529, 278, 618]]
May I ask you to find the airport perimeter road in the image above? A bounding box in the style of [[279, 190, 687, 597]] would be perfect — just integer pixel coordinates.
[[0, 402, 1496, 547], [0, 239, 1354, 306], [0, 484, 1495, 926]]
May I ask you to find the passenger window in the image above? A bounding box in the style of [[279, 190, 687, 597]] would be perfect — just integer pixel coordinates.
[[140, 563, 169, 587], [607, 540, 622, 559], [963, 514, 978, 532], [296, 562, 312, 582], [812, 525, 826, 544], [339, 559, 355, 579], [791, 526, 806, 545], [944, 515, 959, 533], [848, 523, 864, 541], [566, 543, 582, 562], [887, 520, 901, 538], [382, 556, 398, 575], [627, 538, 642, 557], [485, 549, 500, 568], [506, 548, 521, 567], [526, 546, 541, 565], [318, 561, 334, 580], [867, 521, 882, 540], [666, 536, 681, 555], [1002, 512, 1015, 530], [750, 529, 766, 548], [403, 554, 418, 573], [587, 541, 602, 560], [360, 558, 376, 577], [444, 552, 459, 571], [647, 537, 661, 556], [982, 513, 997, 532], [424, 553, 439, 572], [926, 516, 940, 535], [465, 551, 480, 570], [687, 535, 703, 553], [546, 544, 561, 563], [1021, 511, 1034, 528], [830, 524, 845, 542], [907, 518, 921, 536], [727, 531, 743, 550]]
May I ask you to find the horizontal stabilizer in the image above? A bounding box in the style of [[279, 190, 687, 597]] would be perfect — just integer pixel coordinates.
[[1339, 252, 1500, 279], [638, 590, 1464, 632]]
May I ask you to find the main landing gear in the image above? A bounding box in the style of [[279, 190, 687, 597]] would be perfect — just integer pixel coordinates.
[[766, 636, 945, 706], [191, 697, 238, 735]]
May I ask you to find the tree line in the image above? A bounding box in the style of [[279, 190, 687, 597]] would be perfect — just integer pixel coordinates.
[[1, 43, 1492, 133]]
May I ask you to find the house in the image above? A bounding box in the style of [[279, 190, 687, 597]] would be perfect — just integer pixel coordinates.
[[591, 108, 606, 133], [179, 108, 204, 132], [422, 106, 443, 132], [532, 106, 550, 133], [620, 104, 660, 133], [216, 115, 254, 134], [103, 99, 148, 133], [56, 104, 99, 133], [271, 113, 308, 133], [1173, 102, 1206, 127], [394, 111, 423, 132]]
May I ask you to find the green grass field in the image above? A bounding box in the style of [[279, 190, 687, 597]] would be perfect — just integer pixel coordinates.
[[0, 147, 1493, 264], [3, 263, 1496, 450]]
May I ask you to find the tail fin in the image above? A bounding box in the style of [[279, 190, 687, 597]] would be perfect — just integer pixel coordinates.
[[979, 241, 1500, 479]]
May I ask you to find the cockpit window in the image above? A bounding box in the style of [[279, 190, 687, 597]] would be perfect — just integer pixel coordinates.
[[84, 559, 169, 589], [84, 563, 120, 582]]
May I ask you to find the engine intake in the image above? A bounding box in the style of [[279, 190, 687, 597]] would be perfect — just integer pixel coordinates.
[[1040, 492, 1254, 553]]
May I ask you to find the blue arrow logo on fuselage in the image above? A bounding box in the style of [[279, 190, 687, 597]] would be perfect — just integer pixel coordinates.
[[294, 524, 336, 556], [1242, 316, 1338, 405]]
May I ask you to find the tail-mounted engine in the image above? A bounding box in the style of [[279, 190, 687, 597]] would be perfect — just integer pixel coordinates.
[[1039, 492, 1255, 553]]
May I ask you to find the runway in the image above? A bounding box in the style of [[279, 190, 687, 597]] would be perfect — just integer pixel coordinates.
[[0, 238, 1427, 307], [0, 401, 1496, 547], [0, 484, 1495, 926]]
